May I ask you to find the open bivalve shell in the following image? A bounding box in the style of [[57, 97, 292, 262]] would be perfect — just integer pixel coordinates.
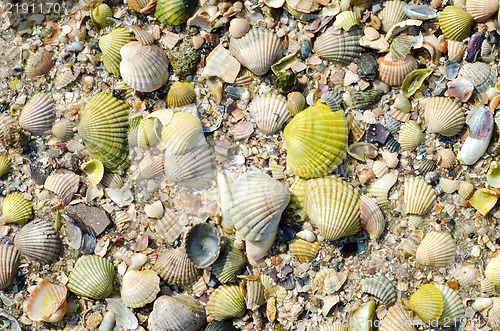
[[248, 93, 291, 135], [148, 295, 206, 331], [14, 219, 62, 264], [185, 223, 221, 268], [26, 279, 67, 323], [67, 255, 115, 300], [416, 231, 456, 267], [121, 269, 160, 308], [18, 93, 55, 136], [206, 284, 246, 321], [0, 244, 20, 290]]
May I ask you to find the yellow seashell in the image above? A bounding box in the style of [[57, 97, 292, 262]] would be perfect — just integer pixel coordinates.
[[360, 196, 386, 240], [436, 284, 464, 325], [416, 231, 456, 267], [424, 97, 465, 137], [466, 0, 499, 22], [487, 297, 500, 331], [121, 269, 160, 308], [378, 53, 418, 86], [487, 161, 500, 188], [154, 247, 200, 288], [0, 244, 20, 290], [206, 284, 246, 321], [289, 239, 320, 262], [162, 112, 203, 155], [469, 188, 500, 215], [379, 0, 407, 33], [0, 156, 11, 178], [485, 254, 500, 285], [44, 173, 80, 206], [26, 279, 67, 323], [67, 255, 115, 300], [167, 82, 196, 107], [367, 172, 398, 208], [379, 304, 415, 331], [333, 11, 361, 31], [404, 176, 436, 216], [99, 28, 134, 76], [398, 120, 424, 151], [19, 93, 55, 136], [314, 27, 363, 66], [458, 181, 474, 200], [81, 160, 104, 186], [91, 3, 112, 28], [137, 117, 160, 147], [51, 119, 75, 141], [2, 193, 32, 225], [407, 284, 444, 323], [248, 93, 291, 135], [438, 6, 473, 41]]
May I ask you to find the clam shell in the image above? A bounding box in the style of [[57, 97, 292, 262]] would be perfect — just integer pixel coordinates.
[[205, 321, 238, 331], [466, 0, 499, 22], [360, 196, 385, 240], [121, 269, 160, 308], [2, 193, 32, 225], [206, 285, 246, 321], [458, 62, 496, 94], [212, 241, 246, 284], [185, 223, 221, 268], [78, 92, 130, 172], [67, 255, 115, 299], [404, 176, 436, 216], [149, 295, 206, 331], [167, 82, 196, 107], [416, 231, 456, 267], [437, 148, 456, 169], [138, 154, 164, 180], [0, 156, 10, 178], [99, 28, 134, 76], [14, 219, 62, 264], [154, 247, 200, 287], [377, 53, 418, 86], [202, 44, 241, 83], [286, 91, 306, 116], [154, 207, 183, 244], [361, 276, 396, 307], [52, 119, 75, 141], [333, 11, 361, 31], [26, 279, 67, 323], [313, 27, 363, 66], [284, 101, 348, 179], [25, 50, 53, 77], [248, 93, 291, 135], [305, 176, 361, 241], [120, 41, 170, 92], [289, 239, 320, 262], [398, 120, 424, 151], [447, 40, 466, 62], [155, 0, 196, 26], [44, 173, 80, 206], [458, 181, 474, 200], [80, 160, 104, 186], [379, 304, 415, 331], [101, 172, 124, 189], [18, 93, 55, 136], [485, 254, 500, 285], [424, 97, 465, 137], [136, 117, 160, 147], [436, 284, 464, 325], [379, 0, 407, 33], [407, 284, 443, 323], [229, 18, 250, 39], [91, 3, 112, 28], [439, 178, 460, 194], [162, 112, 203, 155], [438, 6, 473, 41], [367, 172, 398, 208], [0, 244, 20, 290], [401, 68, 433, 97], [452, 265, 479, 287], [229, 27, 284, 76]]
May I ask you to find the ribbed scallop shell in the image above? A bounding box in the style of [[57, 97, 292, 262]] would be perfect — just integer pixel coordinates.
[[284, 102, 348, 179], [205, 321, 239, 331], [379, 304, 415, 331], [129, 25, 155, 46], [361, 276, 396, 307], [206, 285, 246, 321], [129, 0, 157, 14], [452, 265, 479, 287], [289, 239, 320, 262], [149, 295, 206, 331], [378, 53, 418, 86], [26, 279, 67, 323], [99, 28, 134, 76], [0, 156, 10, 178], [67, 255, 115, 299], [121, 269, 160, 308], [379, 0, 407, 33], [2, 193, 32, 225], [408, 284, 444, 324], [398, 120, 424, 151], [416, 231, 456, 267], [155, 0, 196, 26], [367, 172, 398, 208], [0, 244, 20, 290], [485, 255, 500, 285], [438, 6, 473, 41], [248, 94, 291, 135], [458, 62, 496, 94], [319, 321, 348, 331], [287, 91, 306, 116], [229, 27, 284, 76], [167, 82, 196, 107], [320, 91, 343, 111], [424, 97, 465, 137], [439, 178, 460, 194], [44, 173, 80, 206], [25, 50, 53, 77], [212, 242, 246, 284], [14, 219, 62, 264], [138, 154, 163, 179], [154, 247, 200, 288], [333, 11, 361, 31], [305, 176, 361, 241], [78, 92, 130, 171], [313, 27, 362, 66], [229, 18, 250, 39], [404, 176, 436, 216], [162, 112, 203, 155], [136, 117, 160, 147], [447, 40, 466, 62], [18, 93, 55, 136], [437, 149, 457, 169], [372, 160, 389, 178], [436, 284, 464, 325], [185, 223, 220, 268], [52, 119, 75, 141], [458, 181, 474, 200], [466, 0, 499, 22], [360, 196, 385, 240], [488, 297, 500, 330], [154, 208, 183, 244], [101, 172, 124, 189]]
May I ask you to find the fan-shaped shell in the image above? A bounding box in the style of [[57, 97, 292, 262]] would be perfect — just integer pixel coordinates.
[[205, 321, 239, 331], [212, 241, 246, 284], [438, 6, 473, 41], [91, 3, 112, 28], [416, 231, 456, 267], [44, 173, 80, 206], [404, 176, 436, 216], [439, 178, 460, 194], [162, 112, 203, 155], [458, 181, 474, 200], [154, 247, 200, 288], [229, 27, 283, 76], [185, 223, 221, 268], [121, 269, 160, 308], [202, 45, 241, 84], [229, 18, 250, 39], [407, 284, 444, 323], [360, 196, 386, 240], [0, 156, 10, 178], [398, 120, 424, 151], [14, 219, 62, 264], [2, 193, 32, 225], [452, 265, 479, 287], [289, 239, 320, 262], [149, 295, 206, 331], [372, 160, 389, 178], [245, 279, 265, 311], [361, 276, 396, 307], [129, 0, 157, 14], [167, 82, 196, 107], [18, 93, 55, 136], [287, 91, 306, 116], [138, 154, 164, 180], [52, 119, 75, 141], [313, 27, 362, 66], [466, 0, 499, 22], [248, 94, 291, 135], [0, 244, 20, 290], [487, 297, 500, 330], [424, 97, 464, 137], [284, 102, 348, 179], [379, 304, 415, 331], [26, 279, 67, 323], [436, 284, 464, 325], [153, 208, 183, 244], [458, 62, 496, 94], [25, 50, 53, 77], [485, 254, 500, 285], [155, 0, 196, 26], [78, 92, 130, 171], [67, 255, 115, 299], [367, 172, 398, 208], [378, 53, 418, 86], [447, 40, 466, 62], [437, 148, 457, 169], [379, 0, 407, 33], [99, 28, 134, 76], [136, 117, 160, 147], [206, 285, 246, 321]]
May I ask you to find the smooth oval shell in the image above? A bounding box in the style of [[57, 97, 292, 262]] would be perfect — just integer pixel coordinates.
[[361, 275, 396, 307], [185, 223, 221, 268], [0, 244, 20, 290], [379, 304, 416, 331], [155, 0, 196, 26], [2, 193, 32, 225], [379, 0, 407, 33], [52, 119, 75, 141], [407, 284, 444, 323], [206, 285, 246, 321], [212, 241, 246, 284], [314, 27, 362, 66], [154, 247, 200, 288], [248, 93, 290, 135], [67, 255, 115, 299], [121, 269, 160, 308], [485, 254, 500, 285], [99, 28, 134, 76], [44, 173, 80, 206], [360, 196, 385, 240], [378, 53, 418, 86], [466, 0, 499, 22], [149, 295, 206, 331], [436, 284, 464, 325], [167, 82, 196, 107], [14, 219, 62, 264], [289, 239, 320, 262], [19, 93, 55, 136], [416, 231, 456, 267], [398, 120, 424, 151], [438, 6, 473, 41], [404, 176, 436, 216], [26, 279, 67, 323]]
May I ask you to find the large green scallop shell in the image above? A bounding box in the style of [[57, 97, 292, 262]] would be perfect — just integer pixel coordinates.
[[98, 28, 134, 76], [67, 255, 115, 300], [2, 193, 32, 225], [438, 6, 473, 41], [155, 0, 197, 26]]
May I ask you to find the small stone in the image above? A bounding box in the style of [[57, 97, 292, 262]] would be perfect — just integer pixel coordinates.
[[65, 204, 111, 236]]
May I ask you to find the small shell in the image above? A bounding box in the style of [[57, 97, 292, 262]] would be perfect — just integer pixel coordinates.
[[212, 241, 246, 284], [439, 178, 460, 194], [202, 45, 241, 83], [99, 28, 134, 76], [138, 154, 164, 180], [438, 6, 473, 41], [205, 321, 239, 331], [128, 25, 155, 46], [379, 304, 415, 331], [360, 196, 385, 240], [313, 28, 363, 66], [487, 298, 500, 330], [245, 279, 266, 311], [26, 279, 67, 323], [416, 231, 456, 267], [154, 208, 183, 244], [128, 0, 157, 14], [0, 244, 20, 290], [466, 0, 499, 22], [367, 172, 398, 208], [333, 11, 361, 31], [424, 97, 465, 137], [121, 269, 160, 308], [289, 239, 320, 262], [436, 284, 464, 325], [404, 5, 437, 20], [144, 201, 163, 219], [162, 112, 203, 155], [401, 68, 433, 97], [286, 91, 306, 116], [0, 156, 10, 178], [185, 223, 221, 268], [314, 268, 347, 295], [120, 41, 170, 92], [407, 284, 443, 324], [348, 301, 376, 331], [55, 66, 79, 90], [51, 119, 75, 141], [458, 62, 496, 94], [404, 176, 436, 216], [447, 40, 466, 62], [67, 255, 115, 299], [91, 3, 112, 28], [14, 219, 62, 264], [458, 181, 474, 200], [398, 120, 424, 151], [437, 149, 456, 169], [229, 18, 250, 38], [149, 295, 206, 331], [154, 247, 200, 288], [361, 276, 396, 307], [44, 173, 80, 206], [320, 91, 343, 111], [136, 117, 160, 147], [206, 285, 246, 321], [377, 53, 418, 87], [167, 82, 196, 107], [81, 160, 104, 186], [372, 160, 389, 178], [452, 265, 479, 287], [248, 94, 291, 135], [487, 161, 500, 188], [379, 0, 407, 33], [101, 172, 124, 189], [485, 254, 500, 285], [25, 50, 53, 77], [18, 93, 55, 136], [155, 0, 196, 26], [2, 193, 32, 225]]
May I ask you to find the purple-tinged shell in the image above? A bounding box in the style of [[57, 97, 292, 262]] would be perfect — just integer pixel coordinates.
[[464, 32, 485, 62]]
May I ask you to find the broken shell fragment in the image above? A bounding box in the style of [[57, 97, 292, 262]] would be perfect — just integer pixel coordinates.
[[379, 304, 416, 331], [416, 231, 456, 267], [0, 156, 10, 178], [469, 188, 500, 216], [367, 172, 398, 208], [81, 160, 104, 186], [26, 279, 67, 323], [202, 45, 241, 83], [361, 276, 396, 307], [0, 244, 21, 290], [487, 161, 500, 188]]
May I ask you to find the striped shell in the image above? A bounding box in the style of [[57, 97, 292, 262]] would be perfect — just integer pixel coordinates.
[[148, 295, 206, 331], [121, 269, 160, 308], [284, 102, 348, 179], [458, 62, 497, 94], [153, 208, 183, 244], [67, 255, 115, 299], [138, 154, 164, 180], [162, 112, 203, 155], [436, 284, 464, 325], [360, 196, 385, 240], [404, 176, 436, 216], [99, 28, 134, 76], [439, 178, 460, 194], [248, 94, 291, 135], [367, 172, 398, 208], [313, 27, 363, 66], [437, 148, 457, 169], [212, 241, 246, 284], [416, 231, 456, 267], [18, 93, 55, 136], [379, 304, 416, 331], [52, 119, 75, 141], [0, 244, 20, 290], [155, 0, 196, 26], [378, 53, 418, 86], [120, 41, 170, 92], [0, 156, 10, 178], [333, 11, 361, 31], [398, 120, 424, 151], [447, 40, 466, 62], [154, 247, 200, 288], [206, 285, 246, 321], [245, 279, 266, 311], [14, 219, 62, 264], [26, 279, 67, 323], [361, 276, 396, 307], [319, 321, 348, 331], [137, 117, 160, 147], [44, 173, 80, 206], [466, 0, 499, 22], [407, 284, 444, 323], [229, 27, 284, 76], [458, 181, 474, 200], [167, 82, 196, 107], [289, 239, 320, 262], [424, 97, 465, 137], [287, 91, 306, 116], [2, 193, 32, 225], [78, 92, 130, 171], [379, 0, 407, 33], [128, 0, 157, 14], [25, 50, 53, 77], [438, 6, 473, 41], [485, 254, 500, 285], [487, 298, 500, 330], [185, 223, 221, 268]]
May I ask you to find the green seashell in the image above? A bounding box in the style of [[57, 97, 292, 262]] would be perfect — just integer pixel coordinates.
[[128, 116, 141, 146], [333, 10, 361, 31], [437, 284, 465, 325], [80, 159, 104, 186], [2, 193, 32, 225], [284, 101, 348, 179], [212, 240, 246, 284], [206, 284, 246, 321], [401, 68, 433, 97], [78, 92, 130, 172], [408, 284, 444, 324], [67, 255, 115, 300], [51, 119, 75, 141], [167, 82, 196, 107], [352, 89, 383, 110], [0, 156, 11, 177], [155, 0, 197, 26], [91, 3, 112, 28], [98, 28, 134, 76], [438, 6, 473, 41]]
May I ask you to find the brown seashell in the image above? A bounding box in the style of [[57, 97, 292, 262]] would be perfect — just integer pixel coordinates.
[[437, 149, 457, 169], [153, 207, 183, 244], [154, 247, 200, 288], [14, 219, 62, 264], [129, 25, 155, 46], [0, 244, 20, 290], [25, 50, 53, 77], [18, 93, 55, 136], [360, 196, 386, 240], [44, 173, 80, 206], [377, 53, 418, 86], [128, 0, 157, 14]]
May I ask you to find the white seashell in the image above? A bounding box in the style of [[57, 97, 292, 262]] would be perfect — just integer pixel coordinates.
[[247, 94, 291, 135], [138, 154, 164, 180], [105, 298, 139, 329], [202, 44, 241, 83], [144, 201, 163, 219], [416, 231, 456, 267], [436, 284, 465, 325], [372, 160, 389, 178], [404, 176, 436, 216], [360, 196, 385, 240], [452, 265, 479, 287], [19, 93, 55, 136], [459, 105, 494, 165]]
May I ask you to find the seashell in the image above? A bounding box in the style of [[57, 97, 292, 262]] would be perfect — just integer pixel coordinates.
[[101, 172, 124, 189], [367, 172, 397, 208], [155, 0, 196, 26], [459, 105, 494, 165], [348, 114, 366, 142], [439, 178, 460, 194], [447, 40, 466, 62], [333, 11, 361, 31], [289, 239, 320, 262], [438, 6, 473, 41], [229, 27, 284, 76], [416, 231, 456, 267], [357, 53, 378, 82], [14, 219, 62, 264], [128, 0, 157, 14], [44, 173, 80, 206], [52, 119, 75, 141], [205, 321, 239, 331], [138, 154, 164, 179], [387, 108, 410, 122], [55, 66, 79, 90], [137, 117, 160, 147], [202, 45, 241, 84], [91, 3, 112, 28], [144, 201, 163, 219], [26, 279, 67, 323], [18, 93, 55, 136], [0, 156, 10, 178], [78, 92, 130, 172], [2, 193, 32, 225], [347, 143, 378, 162], [379, 0, 407, 33], [286, 91, 306, 116], [398, 120, 424, 151], [0, 244, 20, 290], [389, 35, 418, 61], [404, 176, 436, 216], [154, 247, 200, 287], [314, 268, 347, 295], [466, 0, 499, 22], [313, 27, 363, 66], [128, 25, 155, 46], [67, 255, 115, 299], [393, 93, 411, 113], [415, 158, 436, 176], [404, 5, 437, 20], [401, 68, 433, 97], [437, 149, 456, 169], [229, 18, 250, 39], [25, 50, 53, 77], [80, 160, 104, 186], [487, 298, 500, 330], [185, 223, 221, 268], [452, 265, 479, 287], [407, 284, 443, 323], [377, 53, 418, 87], [162, 112, 203, 155], [458, 181, 474, 200], [106, 298, 138, 329], [352, 89, 383, 110], [470, 188, 500, 216], [248, 94, 291, 135], [167, 82, 196, 107], [348, 301, 375, 331], [121, 269, 160, 308], [361, 276, 396, 307], [319, 320, 348, 331], [120, 41, 170, 92], [99, 28, 134, 76], [372, 160, 389, 179], [63, 214, 97, 254], [360, 196, 385, 240], [245, 279, 266, 311], [212, 241, 246, 284], [487, 161, 500, 188], [149, 295, 205, 331], [319, 91, 343, 111], [458, 62, 496, 94], [284, 102, 348, 179], [485, 254, 500, 286], [379, 304, 416, 331], [206, 285, 246, 321], [305, 176, 360, 241], [436, 284, 464, 325]]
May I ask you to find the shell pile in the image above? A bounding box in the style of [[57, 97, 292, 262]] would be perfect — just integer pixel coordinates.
[[4, 0, 500, 330]]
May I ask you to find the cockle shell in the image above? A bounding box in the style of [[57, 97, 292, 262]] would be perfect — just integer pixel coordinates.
[[367, 172, 398, 208], [361, 276, 396, 307], [25, 50, 53, 77], [202, 45, 241, 83], [185, 223, 221, 268], [248, 93, 291, 135], [407, 284, 443, 323], [2, 193, 32, 225], [452, 265, 479, 287], [313, 27, 363, 66], [26, 279, 67, 323], [138, 154, 164, 180], [206, 285, 246, 321], [320, 91, 343, 111], [458, 62, 496, 94], [18, 93, 55, 136], [14, 219, 62, 264], [67, 255, 115, 299], [458, 181, 474, 200], [287, 91, 306, 116], [423, 97, 465, 137], [212, 241, 246, 284], [0, 244, 20, 290], [154, 247, 200, 288], [436, 284, 464, 325], [437, 149, 456, 169], [99, 28, 134, 76], [379, 304, 415, 331], [487, 298, 500, 331], [0, 156, 10, 178], [379, 0, 407, 33], [314, 268, 347, 295], [128, 0, 157, 14], [167, 82, 196, 107], [121, 269, 160, 308], [51, 119, 75, 141], [439, 178, 460, 194], [404, 176, 436, 216], [137, 117, 160, 147], [229, 27, 284, 76], [372, 160, 389, 178], [398, 120, 424, 151], [120, 41, 170, 92], [229, 18, 250, 38], [416, 231, 456, 267], [245, 279, 266, 311], [44, 173, 80, 206], [162, 112, 203, 155], [447, 40, 466, 62], [81, 160, 104, 186], [91, 3, 112, 28], [155, 0, 196, 26], [284, 101, 348, 179], [360, 196, 385, 240], [466, 0, 499, 22], [485, 254, 500, 285], [333, 11, 361, 31], [289, 239, 320, 262], [378, 53, 418, 87], [438, 6, 473, 41], [149, 295, 206, 331]]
